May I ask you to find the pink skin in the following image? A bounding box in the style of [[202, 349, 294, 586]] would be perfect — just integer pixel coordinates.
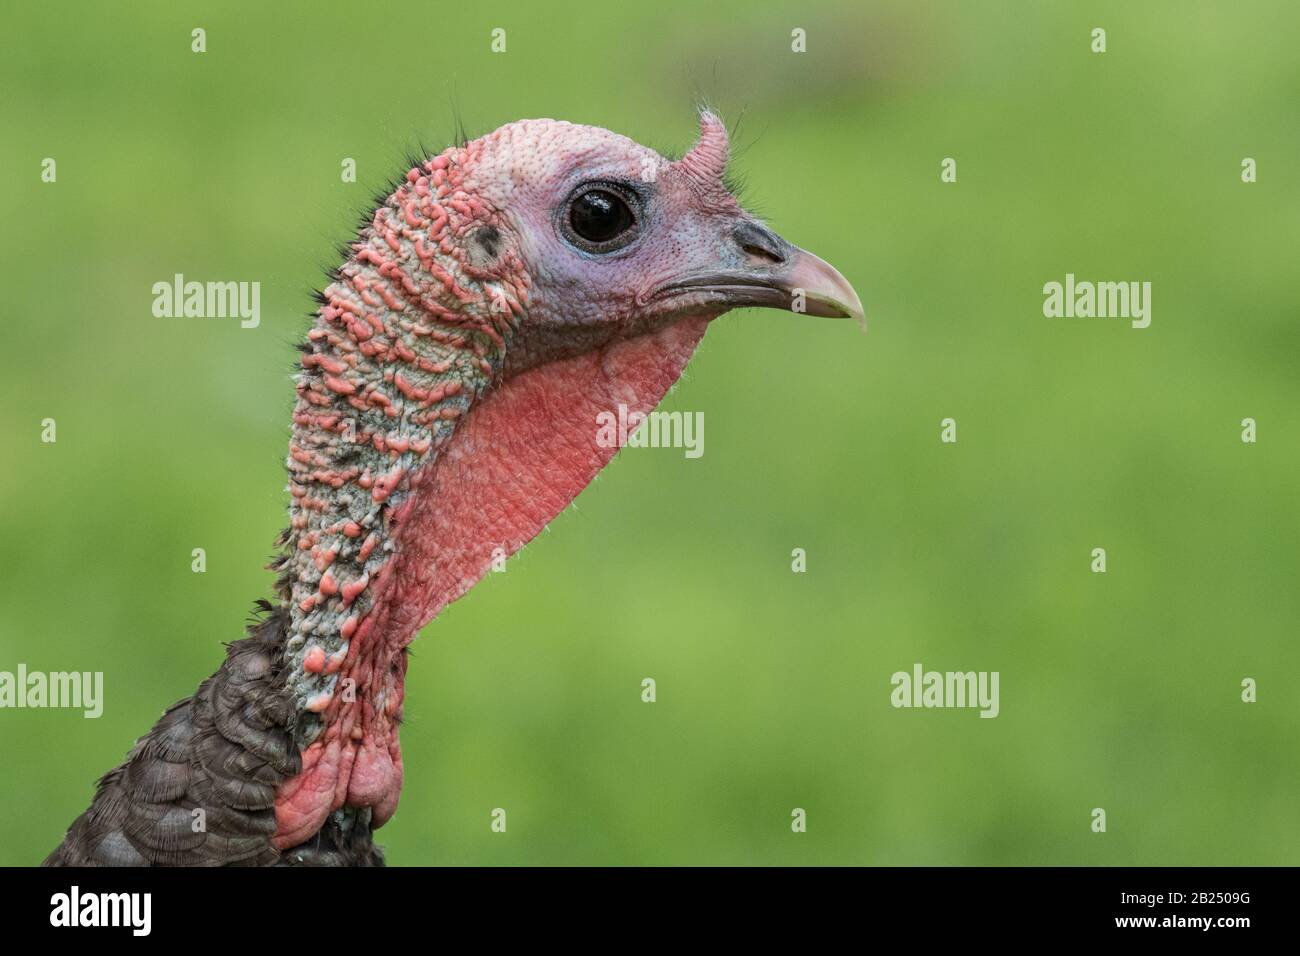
[[271, 113, 862, 850]]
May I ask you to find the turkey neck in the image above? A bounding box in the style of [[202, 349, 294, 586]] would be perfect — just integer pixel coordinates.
[[267, 148, 524, 848], [278, 195, 516, 746]]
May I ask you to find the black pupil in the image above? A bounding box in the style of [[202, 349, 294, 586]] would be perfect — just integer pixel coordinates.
[[570, 190, 633, 244]]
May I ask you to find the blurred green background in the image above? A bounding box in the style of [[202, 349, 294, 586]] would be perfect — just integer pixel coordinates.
[[1, 0, 1297, 866]]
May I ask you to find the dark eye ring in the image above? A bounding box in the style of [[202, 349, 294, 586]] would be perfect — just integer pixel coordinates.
[[560, 183, 640, 253]]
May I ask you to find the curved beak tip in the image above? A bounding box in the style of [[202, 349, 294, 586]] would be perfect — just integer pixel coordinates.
[[785, 247, 866, 330], [826, 288, 867, 331]]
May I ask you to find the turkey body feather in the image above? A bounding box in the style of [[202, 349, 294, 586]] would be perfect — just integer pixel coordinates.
[[44, 606, 381, 866]]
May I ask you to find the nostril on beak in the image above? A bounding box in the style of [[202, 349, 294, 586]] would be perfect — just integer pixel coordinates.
[[732, 221, 787, 265]]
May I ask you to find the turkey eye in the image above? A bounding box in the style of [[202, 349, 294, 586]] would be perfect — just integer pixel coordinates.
[[563, 186, 638, 251]]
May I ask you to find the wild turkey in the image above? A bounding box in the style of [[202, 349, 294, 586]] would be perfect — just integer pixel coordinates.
[[45, 112, 862, 866]]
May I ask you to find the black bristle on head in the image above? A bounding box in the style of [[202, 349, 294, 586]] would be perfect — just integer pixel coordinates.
[[402, 143, 432, 174], [449, 98, 470, 149], [722, 168, 750, 204], [724, 109, 763, 214]]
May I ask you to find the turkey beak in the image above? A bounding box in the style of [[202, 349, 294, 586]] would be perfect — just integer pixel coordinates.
[[653, 220, 865, 325], [777, 244, 866, 323]]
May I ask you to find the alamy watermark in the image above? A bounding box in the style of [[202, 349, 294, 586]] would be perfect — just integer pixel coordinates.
[[1043, 273, 1151, 329], [50, 886, 150, 935], [152, 273, 260, 328], [0, 665, 103, 718], [890, 663, 999, 718], [595, 403, 704, 459]]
